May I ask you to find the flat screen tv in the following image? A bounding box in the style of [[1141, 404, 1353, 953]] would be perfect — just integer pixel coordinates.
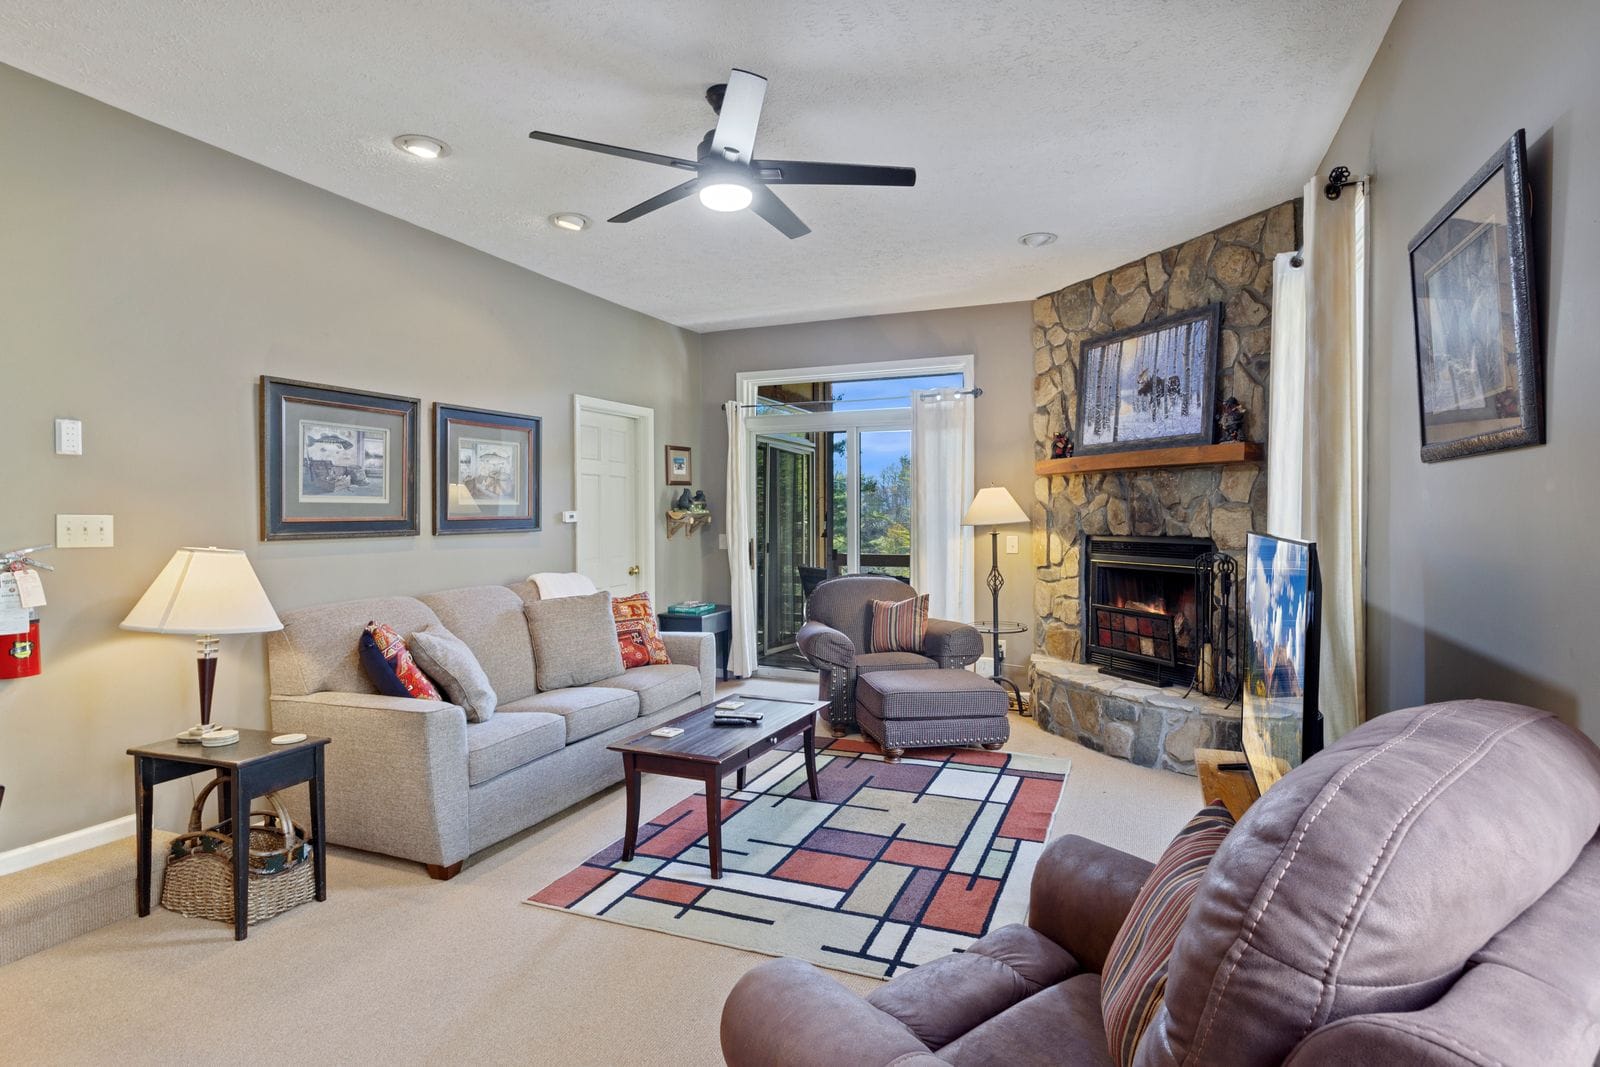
[[1242, 532, 1323, 793]]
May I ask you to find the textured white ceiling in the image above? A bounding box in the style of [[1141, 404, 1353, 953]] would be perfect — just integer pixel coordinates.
[[0, 1, 1397, 331]]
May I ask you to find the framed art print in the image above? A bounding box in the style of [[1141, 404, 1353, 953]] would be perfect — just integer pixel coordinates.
[[434, 403, 541, 534], [1408, 129, 1542, 462], [665, 444, 692, 486], [259, 376, 419, 541], [1074, 304, 1221, 456]]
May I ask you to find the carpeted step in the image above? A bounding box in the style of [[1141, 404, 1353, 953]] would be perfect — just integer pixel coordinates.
[[0, 832, 175, 967]]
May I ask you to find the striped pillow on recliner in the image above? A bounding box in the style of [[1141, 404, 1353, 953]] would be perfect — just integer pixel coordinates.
[[869, 593, 928, 653]]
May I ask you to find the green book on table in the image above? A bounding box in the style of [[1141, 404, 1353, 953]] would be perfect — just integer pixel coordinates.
[[667, 602, 719, 616]]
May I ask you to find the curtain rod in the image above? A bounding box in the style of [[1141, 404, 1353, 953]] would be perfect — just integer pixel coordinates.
[[735, 386, 982, 410]]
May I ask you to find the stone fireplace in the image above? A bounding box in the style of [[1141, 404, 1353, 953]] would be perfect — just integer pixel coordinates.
[[1027, 200, 1298, 774]]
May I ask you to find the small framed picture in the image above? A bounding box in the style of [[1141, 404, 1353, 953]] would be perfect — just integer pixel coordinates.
[[1408, 129, 1542, 462], [434, 404, 541, 534], [665, 444, 693, 486], [259, 377, 419, 541]]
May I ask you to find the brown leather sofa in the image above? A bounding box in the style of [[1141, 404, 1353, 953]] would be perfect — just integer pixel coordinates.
[[720, 700, 1600, 1065], [795, 574, 982, 736]]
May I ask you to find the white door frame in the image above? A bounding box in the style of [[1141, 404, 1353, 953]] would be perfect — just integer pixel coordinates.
[[572, 395, 656, 607]]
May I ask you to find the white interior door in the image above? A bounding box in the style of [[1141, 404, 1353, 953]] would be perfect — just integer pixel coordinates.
[[576, 408, 644, 596]]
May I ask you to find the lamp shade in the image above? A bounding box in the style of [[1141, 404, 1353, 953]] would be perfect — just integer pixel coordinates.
[[962, 486, 1029, 527], [121, 547, 282, 635]]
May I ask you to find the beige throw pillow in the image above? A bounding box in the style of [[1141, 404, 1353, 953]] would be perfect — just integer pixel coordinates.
[[408, 624, 498, 722], [523, 590, 625, 691]]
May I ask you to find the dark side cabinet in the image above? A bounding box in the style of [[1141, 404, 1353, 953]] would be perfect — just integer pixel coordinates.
[[658, 606, 732, 680]]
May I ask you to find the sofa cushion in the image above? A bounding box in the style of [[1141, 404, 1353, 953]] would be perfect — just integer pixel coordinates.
[[612, 591, 670, 669], [857, 668, 1008, 722], [500, 688, 639, 742], [364, 621, 441, 701], [867, 923, 1080, 1050], [855, 651, 937, 675], [358, 630, 412, 699], [523, 590, 625, 691], [465, 712, 564, 785], [269, 596, 440, 697], [408, 624, 498, 723], [419, 586, 538, 704], [869, 593, 928, 653], [1101, 803, 1234, 1067], [590, 663, 702, 715], [940, 973, 1112, 1067]]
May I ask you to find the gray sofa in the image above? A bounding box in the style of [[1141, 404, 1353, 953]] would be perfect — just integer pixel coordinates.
[[796, 575, 982, 736], [266, 581, 714, 879]]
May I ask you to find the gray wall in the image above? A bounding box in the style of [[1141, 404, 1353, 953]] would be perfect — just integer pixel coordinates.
[[1319, 0, 1600, 735], [0, 64, 706, 850], [698, 302, 1036, 677]]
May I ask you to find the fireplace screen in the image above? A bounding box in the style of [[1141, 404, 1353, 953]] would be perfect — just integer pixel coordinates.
[[1082, 535, 1214, 686]]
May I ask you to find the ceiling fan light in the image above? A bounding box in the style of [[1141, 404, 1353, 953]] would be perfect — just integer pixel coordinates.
[[699, 181, 753, 212]]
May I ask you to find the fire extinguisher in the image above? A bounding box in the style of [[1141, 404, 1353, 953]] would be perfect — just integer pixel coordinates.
[[1, 545, 51, 680]]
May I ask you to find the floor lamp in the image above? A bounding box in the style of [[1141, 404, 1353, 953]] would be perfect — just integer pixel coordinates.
[[962, 487, 1029, 709]]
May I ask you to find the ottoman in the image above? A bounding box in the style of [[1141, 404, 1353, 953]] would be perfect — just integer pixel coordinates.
[[854, 669, 1010, 762]]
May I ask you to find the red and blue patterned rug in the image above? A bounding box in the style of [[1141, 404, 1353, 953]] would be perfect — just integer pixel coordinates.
[[526, 739, 1070, 978]]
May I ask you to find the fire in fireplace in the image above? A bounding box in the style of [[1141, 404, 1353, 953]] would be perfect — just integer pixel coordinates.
[[1081, 535, 1215, 687]]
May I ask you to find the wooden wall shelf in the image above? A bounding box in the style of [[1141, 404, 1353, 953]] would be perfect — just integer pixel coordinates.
[[1034, 441, 1262, 476], [666, 510, 713, 539]]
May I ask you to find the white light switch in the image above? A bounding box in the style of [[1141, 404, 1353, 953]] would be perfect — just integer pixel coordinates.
[[1005, 534, 1019, 554], [560, 510, 579, 524], [55, 418, 83, 455], [56, 514, 114, 548], [717, 533, 728, 550]]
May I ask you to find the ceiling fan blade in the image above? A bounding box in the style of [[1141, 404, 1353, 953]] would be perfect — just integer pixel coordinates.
[[529, 131, 697, 171], [608, 178, 702, 223], [709, 69, 767, 164], [748, 185, 810, 239], [754, 160, 916, 187]]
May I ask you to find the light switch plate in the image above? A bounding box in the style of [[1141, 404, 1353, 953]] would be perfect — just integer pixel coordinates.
[[56, 514, 114, 548], [717, 533, 728, 550], [560, 510, 578, 524], [1005, 534, 1019, 554], [54, 418, 83, 455]]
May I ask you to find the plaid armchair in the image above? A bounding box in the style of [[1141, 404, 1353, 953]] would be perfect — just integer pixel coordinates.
[[795, 575, 982, 736]]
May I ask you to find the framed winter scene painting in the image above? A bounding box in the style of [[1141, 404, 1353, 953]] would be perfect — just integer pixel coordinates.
[[1074, 304, 1221, 456]]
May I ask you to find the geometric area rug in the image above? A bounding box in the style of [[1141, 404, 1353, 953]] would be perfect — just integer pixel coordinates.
[[525, 738, 1070, 979]]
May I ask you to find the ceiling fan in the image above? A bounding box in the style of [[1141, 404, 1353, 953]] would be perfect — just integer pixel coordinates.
[[529, 69, 915, 239]]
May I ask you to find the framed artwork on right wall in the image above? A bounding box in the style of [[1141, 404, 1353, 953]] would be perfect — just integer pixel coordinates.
[[1408, 128, 1543, 462]]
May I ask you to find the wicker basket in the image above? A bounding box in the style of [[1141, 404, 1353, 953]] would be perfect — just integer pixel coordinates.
[[160, 776, 315, 927]]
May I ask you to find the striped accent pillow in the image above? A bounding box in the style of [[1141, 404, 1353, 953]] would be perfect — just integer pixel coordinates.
[[1101, 803, 1236, 1067], [869, 594, 929, 653]]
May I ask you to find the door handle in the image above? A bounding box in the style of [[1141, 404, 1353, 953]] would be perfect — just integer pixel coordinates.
[[627, 565, 641, 576]]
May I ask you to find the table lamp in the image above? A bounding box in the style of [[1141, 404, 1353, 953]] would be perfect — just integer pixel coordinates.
[[122, 547, 282, 745], [962, 487, 1030, 702]]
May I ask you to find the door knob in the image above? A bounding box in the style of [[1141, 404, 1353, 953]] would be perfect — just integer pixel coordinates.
[[627, 565, 640, 576]]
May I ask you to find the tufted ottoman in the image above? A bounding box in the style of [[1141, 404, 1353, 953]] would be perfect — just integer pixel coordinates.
[[854, 669, 1010, 762]]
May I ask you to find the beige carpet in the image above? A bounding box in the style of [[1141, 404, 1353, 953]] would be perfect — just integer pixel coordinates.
[[0, 679, 1202, 1066]]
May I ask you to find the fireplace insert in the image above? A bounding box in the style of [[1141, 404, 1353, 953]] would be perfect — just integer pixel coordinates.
[[1081, 534, 1215, 687]]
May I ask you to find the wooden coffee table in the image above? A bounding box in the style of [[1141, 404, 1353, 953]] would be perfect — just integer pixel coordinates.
[[609, 695, 826, 879]]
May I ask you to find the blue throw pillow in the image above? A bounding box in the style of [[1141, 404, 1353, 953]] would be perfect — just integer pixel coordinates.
[[359, 629, 411, 698]]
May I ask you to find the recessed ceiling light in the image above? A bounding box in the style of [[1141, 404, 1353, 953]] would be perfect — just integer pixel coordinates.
[[549, 213, 591, 232], [1018, 232, 1058, 248], [699, 180, 754, 213], [393, 134, 448, 160]]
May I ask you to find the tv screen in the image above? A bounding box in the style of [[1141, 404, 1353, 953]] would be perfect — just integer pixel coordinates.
[[1242, 532, 1323, 792]]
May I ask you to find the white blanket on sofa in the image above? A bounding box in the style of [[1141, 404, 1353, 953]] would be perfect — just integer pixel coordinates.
[[528, 571, 598, 600]]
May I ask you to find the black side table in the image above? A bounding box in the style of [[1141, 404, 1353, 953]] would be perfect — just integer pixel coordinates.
[[971, 621, 1029, 715], [128, 729, 329, 941], [658, 606, 732, 679]]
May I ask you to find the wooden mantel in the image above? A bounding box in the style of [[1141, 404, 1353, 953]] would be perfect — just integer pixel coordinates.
[[1034, 441, 1263, 477]]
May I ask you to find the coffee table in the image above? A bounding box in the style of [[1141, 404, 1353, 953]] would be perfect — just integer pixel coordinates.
[[609, 695, 826, 879]]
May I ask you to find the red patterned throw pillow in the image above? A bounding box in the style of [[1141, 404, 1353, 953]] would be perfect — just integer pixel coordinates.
[[612, 592, 669, 669], [1101, 803, 1236, 1067], [364, 621, 441, 700], [869, 594, 928, 653]]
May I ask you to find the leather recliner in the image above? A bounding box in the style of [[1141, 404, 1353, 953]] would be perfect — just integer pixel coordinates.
[[721, 699, 1600, 1066]]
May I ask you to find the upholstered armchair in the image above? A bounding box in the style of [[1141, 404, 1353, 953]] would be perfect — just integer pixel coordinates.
[[796, 575, 981, 736]]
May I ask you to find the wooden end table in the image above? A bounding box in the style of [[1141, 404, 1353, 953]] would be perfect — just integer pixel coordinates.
[[128, 729, 330, 941], [609, 696, 826, 879]]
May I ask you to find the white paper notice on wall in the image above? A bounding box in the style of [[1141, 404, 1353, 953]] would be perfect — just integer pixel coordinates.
[[0, 574, 28, 636], [13, 570, 45, 609]]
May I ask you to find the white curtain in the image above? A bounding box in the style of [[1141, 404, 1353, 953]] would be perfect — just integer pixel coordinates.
[[910, 390, 974, 623], [1268, 176, 1369, 741], [723, 401, 757, 678]]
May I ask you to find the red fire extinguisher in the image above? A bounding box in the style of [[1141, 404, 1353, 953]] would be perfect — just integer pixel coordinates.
[[0, 613, 40, 680]]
